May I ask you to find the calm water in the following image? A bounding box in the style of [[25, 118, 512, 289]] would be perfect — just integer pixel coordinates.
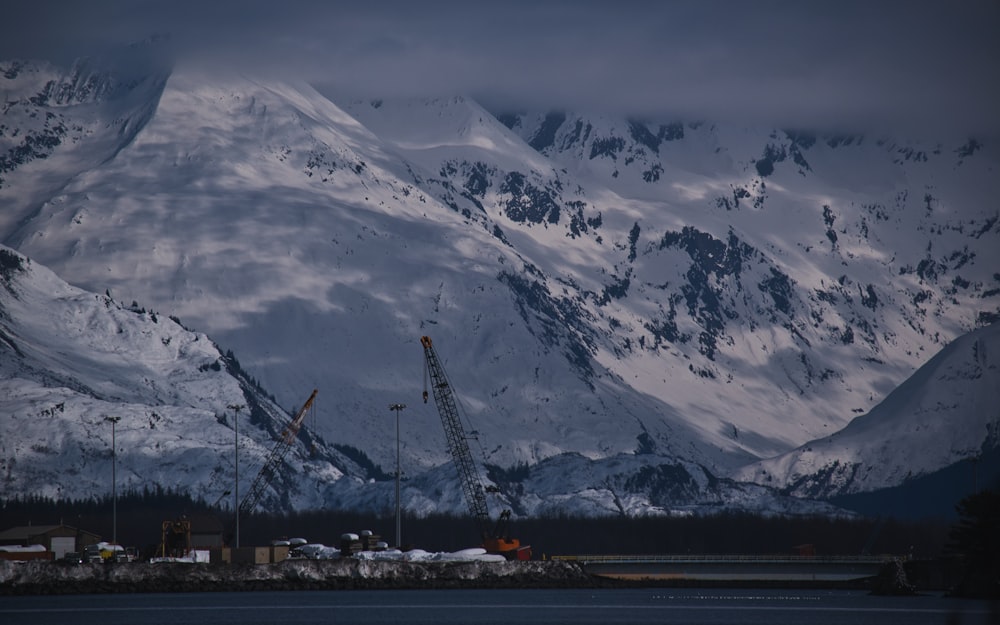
[[1, 588, 996, 625]]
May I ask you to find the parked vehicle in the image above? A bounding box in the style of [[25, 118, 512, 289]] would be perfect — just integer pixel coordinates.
[[82, 544, 103, 563]]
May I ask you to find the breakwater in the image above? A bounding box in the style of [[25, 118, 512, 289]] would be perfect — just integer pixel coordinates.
[[0, 558, 594, 595]]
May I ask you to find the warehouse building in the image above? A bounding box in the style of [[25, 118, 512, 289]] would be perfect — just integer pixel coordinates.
[[0, 524, 102, 560]]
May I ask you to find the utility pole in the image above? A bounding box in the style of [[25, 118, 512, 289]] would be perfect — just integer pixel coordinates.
[[389, 403, 406, 549], [227, 403, 245, 548], [104, 416, 121, 547]]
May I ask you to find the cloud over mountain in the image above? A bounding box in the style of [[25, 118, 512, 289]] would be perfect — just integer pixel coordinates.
[[2, 1, 998, 136]]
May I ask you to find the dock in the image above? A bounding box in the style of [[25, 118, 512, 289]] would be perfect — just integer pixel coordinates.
[[552, 554, 892, 583]]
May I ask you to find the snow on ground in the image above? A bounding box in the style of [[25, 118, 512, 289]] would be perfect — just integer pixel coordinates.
[[286, 545, 505, 563], [0, 545, 46, 553]]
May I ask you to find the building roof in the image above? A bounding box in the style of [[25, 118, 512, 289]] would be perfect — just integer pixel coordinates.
[[0, 525, 61, 540], [0, 524, 99, 541]]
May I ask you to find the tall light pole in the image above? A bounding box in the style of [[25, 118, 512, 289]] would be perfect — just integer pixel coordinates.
[[104, 416, 121, 547], [228, 403, 244, 549], [388, 403, 406, 549]]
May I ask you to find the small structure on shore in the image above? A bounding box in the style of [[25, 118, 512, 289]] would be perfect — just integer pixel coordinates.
[[0, 524, 101, 560]]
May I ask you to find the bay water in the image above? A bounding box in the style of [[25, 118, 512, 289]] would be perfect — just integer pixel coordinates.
[[1, 587, 995, 624]]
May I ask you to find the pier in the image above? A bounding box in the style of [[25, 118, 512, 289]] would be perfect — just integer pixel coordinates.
[[553, 554, 892, 583]]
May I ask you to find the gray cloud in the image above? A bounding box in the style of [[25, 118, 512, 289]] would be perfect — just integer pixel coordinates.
[[3, 0, 998, 137]]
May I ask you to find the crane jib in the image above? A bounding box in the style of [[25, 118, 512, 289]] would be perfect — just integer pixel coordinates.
[[239, 388, 318, 517], [422, 339, 491, 528], [419, 336, 530, 560]]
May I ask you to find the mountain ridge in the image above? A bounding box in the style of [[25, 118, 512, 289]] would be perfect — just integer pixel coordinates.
[[2, 52, 998, 517], [735, 321, 1000, 498], [0, 243, 364, 510], [0, 242, 847, 518]]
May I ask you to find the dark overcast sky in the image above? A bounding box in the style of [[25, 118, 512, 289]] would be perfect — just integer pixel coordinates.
[[3, 0, 998, 137]]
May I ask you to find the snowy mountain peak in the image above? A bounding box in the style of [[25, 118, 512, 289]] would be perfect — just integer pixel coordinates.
[[2, 54, 999, 517]]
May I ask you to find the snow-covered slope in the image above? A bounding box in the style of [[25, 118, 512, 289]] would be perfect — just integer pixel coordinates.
[[0, 244, 354, 509], [1, 58, 739, 477], [734, 322, 1000, 498], [0, 48, 170, 236], [0, 244, 839, 517], [2, 49, 998, 517]]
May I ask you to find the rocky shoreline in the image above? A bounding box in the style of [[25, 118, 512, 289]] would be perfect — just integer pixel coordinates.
[[0, 558, 603, 595], [4, 558, 957, 596]]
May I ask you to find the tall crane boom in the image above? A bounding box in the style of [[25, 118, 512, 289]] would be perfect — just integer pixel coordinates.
[[239, 388, 318, 517], [420, 336, 530, 559], [420, 336, 491, 528]]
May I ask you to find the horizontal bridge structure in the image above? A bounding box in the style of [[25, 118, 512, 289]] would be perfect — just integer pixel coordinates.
[[552, 554, 894, 582]]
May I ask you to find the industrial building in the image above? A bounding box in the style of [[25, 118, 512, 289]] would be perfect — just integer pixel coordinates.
[[0, 524, 101, 560]]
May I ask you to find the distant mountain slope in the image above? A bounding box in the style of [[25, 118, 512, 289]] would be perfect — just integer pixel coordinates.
[[734, 322, 1000, 498], [349, 100, 1000, 458], [0, 49, 170, 234], [0, 244, 356, 510], [0, 244, 843, 518], [0, 59, 744, 476], [2, 49, 998, 516], [828, 446, 1000, 520]]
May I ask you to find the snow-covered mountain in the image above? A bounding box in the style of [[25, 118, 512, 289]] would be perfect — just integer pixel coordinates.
[[2, 47, 998, 517], [0, 244, 362, 511], [0, 243, 844, 518], [734, 321, 1000, 498]]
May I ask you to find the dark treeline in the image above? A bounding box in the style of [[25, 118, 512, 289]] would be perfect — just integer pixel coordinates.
[[0, 488, 952, 560], [0, 487, 217, 555]]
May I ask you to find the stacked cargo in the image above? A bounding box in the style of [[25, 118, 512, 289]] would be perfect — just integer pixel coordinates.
[[339, 533, 363, 555]]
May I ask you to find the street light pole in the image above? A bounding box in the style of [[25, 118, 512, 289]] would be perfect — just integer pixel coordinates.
[[388, 403, 406, 549], [227, 403, 245, 549], [104, 416, 121, 547]]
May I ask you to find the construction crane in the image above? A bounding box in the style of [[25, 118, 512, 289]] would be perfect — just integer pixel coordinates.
[[239, 388, 318, 518], [216, 389, 318, 547], [420, 336, 531, 560]]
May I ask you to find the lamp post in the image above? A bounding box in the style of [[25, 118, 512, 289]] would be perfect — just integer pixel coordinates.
[[104, 416, 121, 547], [388, 403, 406, 549], [227, 403, 245, 548]]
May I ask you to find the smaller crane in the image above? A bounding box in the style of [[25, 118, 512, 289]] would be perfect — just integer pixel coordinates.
[[421, 336, 531, 560], [239, 389, 318, 518], [220, 389, 318, 546]]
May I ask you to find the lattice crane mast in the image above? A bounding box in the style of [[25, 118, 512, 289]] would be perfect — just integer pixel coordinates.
[[239, 388, 318, 517], [420, 336, 530, 559]]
